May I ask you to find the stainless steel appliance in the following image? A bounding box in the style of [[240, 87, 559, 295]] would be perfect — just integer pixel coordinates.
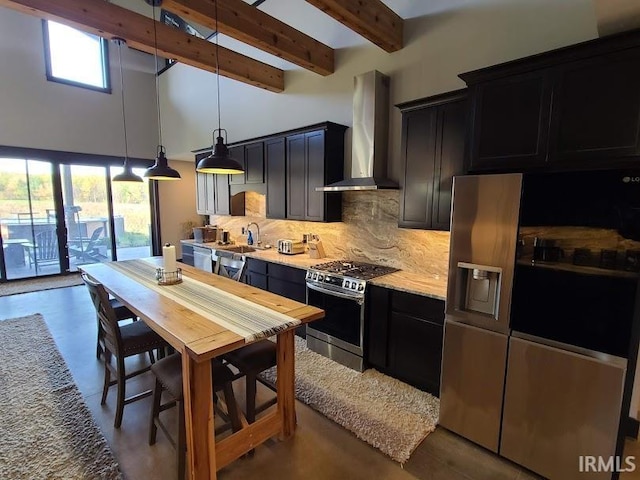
[[305, 260, 399, 371], [440, 170, 640, 480], [277, 239, 305, 255], [192, 245, 213, 273]]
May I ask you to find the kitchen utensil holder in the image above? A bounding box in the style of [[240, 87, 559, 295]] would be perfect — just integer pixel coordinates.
[[156, 267, 183, 285]]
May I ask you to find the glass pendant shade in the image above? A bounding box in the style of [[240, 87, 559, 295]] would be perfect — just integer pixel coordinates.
[[196, 130, 244, 174], [144, 145, 181, 180]]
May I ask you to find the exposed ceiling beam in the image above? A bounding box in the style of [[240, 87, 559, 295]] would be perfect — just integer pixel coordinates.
[[0, 0, 284, 92], [305, 0, 403, 53], [162, 0, 334, 76]]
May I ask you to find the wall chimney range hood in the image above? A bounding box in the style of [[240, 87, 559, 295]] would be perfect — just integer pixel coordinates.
[[317, 70, 398, 191]]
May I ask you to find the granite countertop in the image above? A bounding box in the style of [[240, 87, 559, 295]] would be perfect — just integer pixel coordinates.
[[180, 239, 448, 301]]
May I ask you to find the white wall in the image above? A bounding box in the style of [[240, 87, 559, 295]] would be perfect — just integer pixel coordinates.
[[0, 8, 158, 159], [160, 0, 598, 181]]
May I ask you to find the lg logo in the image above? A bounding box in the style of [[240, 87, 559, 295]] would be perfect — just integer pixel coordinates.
[[622, 176, 640, 183]]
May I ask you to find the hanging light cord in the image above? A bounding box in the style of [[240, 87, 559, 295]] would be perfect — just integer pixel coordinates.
[[215, 0, 221, 135], [117, 40, 130, 166], [152, 4, 163, 148]]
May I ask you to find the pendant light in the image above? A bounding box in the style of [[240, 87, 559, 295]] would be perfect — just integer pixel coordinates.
[[112, 38, 143, 183], [196, 0, 244, 175], [144, 2, 181, 181]]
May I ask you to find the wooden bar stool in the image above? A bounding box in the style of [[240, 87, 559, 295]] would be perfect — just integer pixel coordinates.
[[149, 353, 243, 480]]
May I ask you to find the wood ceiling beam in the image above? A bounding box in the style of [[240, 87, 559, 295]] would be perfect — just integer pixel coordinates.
[[162, 0, 334, 76], [305, 0, 403, 53], [0, 0, 284, 92]]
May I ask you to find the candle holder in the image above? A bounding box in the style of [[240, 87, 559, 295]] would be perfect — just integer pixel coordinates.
[[156, 267, 183, 285]]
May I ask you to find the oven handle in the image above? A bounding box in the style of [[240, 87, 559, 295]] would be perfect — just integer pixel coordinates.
[[306, 282, 365, 305]]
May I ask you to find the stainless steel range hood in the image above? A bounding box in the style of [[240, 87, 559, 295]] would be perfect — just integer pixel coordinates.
[[317, 70, 398, 191]]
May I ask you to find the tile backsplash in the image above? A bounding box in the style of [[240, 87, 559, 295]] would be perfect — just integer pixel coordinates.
[[209, 191, 451, 278]]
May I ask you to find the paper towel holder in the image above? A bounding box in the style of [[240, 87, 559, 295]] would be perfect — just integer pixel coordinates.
[[156, 267, 183, 285]]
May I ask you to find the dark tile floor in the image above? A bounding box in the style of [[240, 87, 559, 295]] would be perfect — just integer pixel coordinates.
[[0, 285, 635, 480]]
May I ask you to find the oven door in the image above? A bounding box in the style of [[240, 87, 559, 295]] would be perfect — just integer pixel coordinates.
[[306, 282, 365, 371]]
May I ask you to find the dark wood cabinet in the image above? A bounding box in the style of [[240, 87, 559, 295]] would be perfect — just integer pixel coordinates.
[[180, 242, 195, 267], [195, 122, 345, 221], [467, 71, 551, 171], [228, 142, 265, 185], [397, 90, 467, 231], [285, 123, 346, 222], [365, 285, 444, 395], [460, 30, 640, 172], [548, 48, 640, 166], [244, 258, 307, 337], [265, 137, 286, 219]]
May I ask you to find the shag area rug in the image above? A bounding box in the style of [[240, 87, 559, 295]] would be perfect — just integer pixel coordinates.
[[0, 273, 84, 297], [0, 314, 124, 479], [261, 336, 439, 464]]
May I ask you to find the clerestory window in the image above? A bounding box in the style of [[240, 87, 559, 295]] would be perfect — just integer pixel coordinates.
[[42, 20, 110, 93]]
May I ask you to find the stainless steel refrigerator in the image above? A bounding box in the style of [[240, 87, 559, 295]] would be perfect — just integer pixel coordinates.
[[440, 171, 639, 480]]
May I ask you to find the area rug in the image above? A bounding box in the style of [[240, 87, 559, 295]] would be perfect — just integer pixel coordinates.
[[261, 336, 440, 464], [0, 273, 84, 297], [0, 314, 123, 479]]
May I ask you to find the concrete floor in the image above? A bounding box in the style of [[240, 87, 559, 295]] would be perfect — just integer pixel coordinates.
[[0, 285, 638, 480]]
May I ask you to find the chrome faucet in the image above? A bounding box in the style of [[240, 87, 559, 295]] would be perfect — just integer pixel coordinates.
[[247, 222, 260, 246]]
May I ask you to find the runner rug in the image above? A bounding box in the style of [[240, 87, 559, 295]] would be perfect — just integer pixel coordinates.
[[0, 314, 123, 479], [261, 336, 440, 465], [0, 273, 84, 297]]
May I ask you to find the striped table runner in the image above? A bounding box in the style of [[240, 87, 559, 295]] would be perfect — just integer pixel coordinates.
[[108, 259, 301, 342]]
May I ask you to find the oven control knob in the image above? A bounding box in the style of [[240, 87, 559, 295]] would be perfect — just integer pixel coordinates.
[[312, 273, 318, 280], [318, 275, 324, 281], [357, 284, 364, 291], [352, 283, 358, 290], [344, 281, 350, 288]]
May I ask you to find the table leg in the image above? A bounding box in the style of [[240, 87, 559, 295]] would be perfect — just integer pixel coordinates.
[[182, 350, 217, 480], [276, 329, 296, 438]]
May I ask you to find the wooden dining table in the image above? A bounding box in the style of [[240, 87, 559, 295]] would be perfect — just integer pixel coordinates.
[[79, 257, 324, 480]]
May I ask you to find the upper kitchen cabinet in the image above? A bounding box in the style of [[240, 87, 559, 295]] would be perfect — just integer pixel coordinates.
[[547, 48, 640, 167], [465, 72, 552, 171], [397, 90, 468, 231], [285, 122, 346, 222], [228, 141, 265, 185], [194, 152, 244, 216], [265, 137, 286, 219], [460, 28, 640, 172]]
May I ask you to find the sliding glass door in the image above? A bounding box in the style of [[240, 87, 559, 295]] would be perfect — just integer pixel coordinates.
[[0, 158, 62, 279], [61, 164, 112, 272], [0, 156, 156, 281], [110, 166, 152, 261]]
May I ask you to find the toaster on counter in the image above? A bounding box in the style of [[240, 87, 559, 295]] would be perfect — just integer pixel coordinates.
[[277, 239, 306, 255]]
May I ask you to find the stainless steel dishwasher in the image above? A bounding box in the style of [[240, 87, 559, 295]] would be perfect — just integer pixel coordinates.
[[193, 245, 213, 273]]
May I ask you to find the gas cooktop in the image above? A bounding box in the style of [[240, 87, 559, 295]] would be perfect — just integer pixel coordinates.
[[309, 260, 399, 280]]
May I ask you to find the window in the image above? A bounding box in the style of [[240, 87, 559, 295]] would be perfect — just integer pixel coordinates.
[[42, 20, 110, 92]]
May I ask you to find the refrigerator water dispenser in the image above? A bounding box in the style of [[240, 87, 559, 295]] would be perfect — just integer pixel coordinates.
[[457, 262, 502, 318]]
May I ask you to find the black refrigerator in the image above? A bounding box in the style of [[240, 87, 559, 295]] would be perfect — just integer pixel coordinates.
[[439, 170, 640, 480]]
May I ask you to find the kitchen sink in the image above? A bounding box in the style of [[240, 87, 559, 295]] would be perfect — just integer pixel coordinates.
[[215, 245, 256, 254]]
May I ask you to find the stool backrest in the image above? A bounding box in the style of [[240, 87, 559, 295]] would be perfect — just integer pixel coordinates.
[[82, 273, 123, 354], [214, 256, 246, 282]]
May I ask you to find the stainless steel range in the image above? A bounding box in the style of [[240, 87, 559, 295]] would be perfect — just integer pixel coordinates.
[[305, 260, 399, 371]]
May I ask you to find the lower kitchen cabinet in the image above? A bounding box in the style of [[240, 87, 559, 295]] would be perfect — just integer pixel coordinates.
[[245, 258, 307, 337], [365, 285, 444, 395], [180, 243, 195, 267]]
